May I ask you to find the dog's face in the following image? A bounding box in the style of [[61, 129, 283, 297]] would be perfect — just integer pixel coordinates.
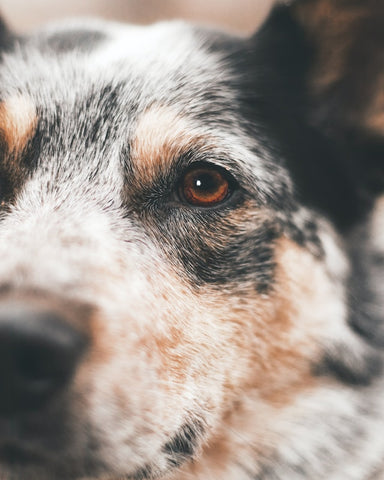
[[0, 2, 383, 480]]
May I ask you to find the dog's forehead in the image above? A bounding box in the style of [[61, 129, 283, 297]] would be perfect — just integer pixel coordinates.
[[0, 19, 281, 200], [0, 20, 234, 118], [0, 20, 256, 184]]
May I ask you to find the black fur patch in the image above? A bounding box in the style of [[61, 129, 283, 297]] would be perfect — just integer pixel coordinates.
[[283, 215, 324, 258], [163, 420, 204, 468], [191, 223, 278, 293], [313, 346, 383, 387], [22, 82, 125, 167], [149, 205, 280, 294], [132, 464, 154, 480]]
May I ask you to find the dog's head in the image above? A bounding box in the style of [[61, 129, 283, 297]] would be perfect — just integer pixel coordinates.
[[0, 1, 383, 479]]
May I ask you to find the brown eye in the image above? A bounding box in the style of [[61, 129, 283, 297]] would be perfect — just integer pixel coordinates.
[[179, 164, 233, 207]]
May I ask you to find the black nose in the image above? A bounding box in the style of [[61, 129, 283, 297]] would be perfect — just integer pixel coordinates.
[[0, 303, 87, 415]]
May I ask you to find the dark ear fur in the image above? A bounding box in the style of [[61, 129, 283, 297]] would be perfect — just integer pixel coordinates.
[[249, 0, 384, 229], [291, 0, 384, 136]]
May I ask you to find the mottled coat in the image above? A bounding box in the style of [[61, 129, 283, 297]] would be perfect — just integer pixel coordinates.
[[0, 1, 383, 479]]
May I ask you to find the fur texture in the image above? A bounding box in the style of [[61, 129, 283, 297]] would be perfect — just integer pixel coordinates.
[[0, 1, 383, 479]]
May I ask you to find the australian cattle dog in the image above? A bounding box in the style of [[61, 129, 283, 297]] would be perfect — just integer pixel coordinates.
[[0, 1, 383, 479]]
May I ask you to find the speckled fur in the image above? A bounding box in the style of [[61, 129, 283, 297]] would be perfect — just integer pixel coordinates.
[[0, 2, 383, 479]]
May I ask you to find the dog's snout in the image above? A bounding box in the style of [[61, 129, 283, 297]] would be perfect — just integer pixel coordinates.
[[0, 303, 88, 415]]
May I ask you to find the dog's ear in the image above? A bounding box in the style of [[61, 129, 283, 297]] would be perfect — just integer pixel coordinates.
[[290, 0, 384, 137], [248, 0, 384, 228]]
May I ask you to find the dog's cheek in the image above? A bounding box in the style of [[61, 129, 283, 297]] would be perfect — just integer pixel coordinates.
[[246, 237, 337, 401], [64, 229, 358, 477], [173, 234, 355, 478], [68, 261, 249, 474], [196, 234, 349, 405]]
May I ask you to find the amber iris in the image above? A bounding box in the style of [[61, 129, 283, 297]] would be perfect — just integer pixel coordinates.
[[180, 165, 230, 207]]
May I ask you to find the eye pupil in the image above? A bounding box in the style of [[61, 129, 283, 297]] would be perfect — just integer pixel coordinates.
[[179, 165, 232, 207], [194, 173, 217, 193]]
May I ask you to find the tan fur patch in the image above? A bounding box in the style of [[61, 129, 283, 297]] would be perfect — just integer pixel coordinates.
[[243, 237, 329, 405], [171, 237, 344, 478], [364, 77, 384, 135], [0, 95, 37, 155], [130, 105, 207, 184]]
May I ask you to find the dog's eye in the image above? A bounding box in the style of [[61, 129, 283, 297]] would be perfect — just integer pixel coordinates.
[[178, 163, 234, 207]]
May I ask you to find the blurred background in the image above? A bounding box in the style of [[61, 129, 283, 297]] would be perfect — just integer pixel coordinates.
[[2, 0, 275, 35]]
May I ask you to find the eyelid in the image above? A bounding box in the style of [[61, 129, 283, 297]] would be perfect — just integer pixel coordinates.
[[172, 150, 242, 183]]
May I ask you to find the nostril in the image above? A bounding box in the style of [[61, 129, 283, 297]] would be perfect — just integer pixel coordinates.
[[0, 304, 88, 414]]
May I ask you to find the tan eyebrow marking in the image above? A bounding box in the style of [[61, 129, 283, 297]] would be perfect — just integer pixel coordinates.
[[131, 105, 206, 183], [0, 95, 37, 155]]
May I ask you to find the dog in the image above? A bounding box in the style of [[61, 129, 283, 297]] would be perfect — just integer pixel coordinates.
[[0, 0, 383, 478]]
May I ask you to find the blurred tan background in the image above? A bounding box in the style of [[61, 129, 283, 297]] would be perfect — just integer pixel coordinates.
[[1, 0, 275, 34]]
